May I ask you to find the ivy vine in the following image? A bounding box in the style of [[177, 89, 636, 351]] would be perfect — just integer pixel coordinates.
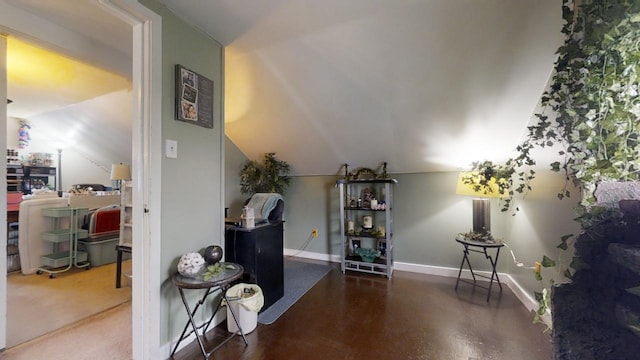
[[466, 0, 640, 323]]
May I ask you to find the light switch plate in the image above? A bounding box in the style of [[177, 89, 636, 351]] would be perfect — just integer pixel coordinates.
[[166, 139, 178, 158]]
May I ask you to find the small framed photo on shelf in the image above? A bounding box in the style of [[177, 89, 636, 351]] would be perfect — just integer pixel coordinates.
[[350, 238, 362, 256], [361, 187, 376, 208], [377, 239, 387, 257]]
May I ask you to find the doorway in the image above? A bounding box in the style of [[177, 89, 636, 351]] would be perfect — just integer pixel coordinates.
[[4, 37, 132, 347], [1, 1, 161, 358]]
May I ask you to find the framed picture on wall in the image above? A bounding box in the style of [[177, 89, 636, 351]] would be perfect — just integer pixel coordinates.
[[175, 64, 214, 128]]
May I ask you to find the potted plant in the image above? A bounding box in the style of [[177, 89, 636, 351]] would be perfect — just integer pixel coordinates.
[[239, 152, 291, 196]]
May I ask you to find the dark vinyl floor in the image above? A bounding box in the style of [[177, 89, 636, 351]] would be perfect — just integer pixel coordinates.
[[173, 260, 551, 360]]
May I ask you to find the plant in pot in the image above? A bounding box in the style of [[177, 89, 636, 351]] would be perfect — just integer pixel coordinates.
[[240, 152, 291, 196]]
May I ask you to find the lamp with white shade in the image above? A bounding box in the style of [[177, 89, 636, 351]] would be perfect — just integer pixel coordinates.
[[110, 163, 131, 190]]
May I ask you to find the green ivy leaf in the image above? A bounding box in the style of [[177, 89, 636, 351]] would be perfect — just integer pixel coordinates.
[[541, 255, 556, 268]]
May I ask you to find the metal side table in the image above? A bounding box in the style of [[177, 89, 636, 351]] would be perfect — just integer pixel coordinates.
[[171, 263, 247, 359], [454, 237, 504, 302]]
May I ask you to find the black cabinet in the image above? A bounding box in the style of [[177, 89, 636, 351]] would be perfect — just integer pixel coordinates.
[[225, 221, 284, 312]]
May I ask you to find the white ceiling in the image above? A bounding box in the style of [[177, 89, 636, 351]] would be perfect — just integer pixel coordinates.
[[2, 0, 132, 118], [159, 0, 564, 175], [2, 0, 564, 176]]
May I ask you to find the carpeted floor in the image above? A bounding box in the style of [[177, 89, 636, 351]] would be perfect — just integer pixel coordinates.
[[6, 260, 132, 347], [1, 301, 131, 360], [257, 258, 331, 324]]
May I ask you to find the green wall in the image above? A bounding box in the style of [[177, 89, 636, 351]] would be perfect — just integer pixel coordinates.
[[281, 170, 578, 300], [224, 136, 248, 217], [141, 0, 225, 346]]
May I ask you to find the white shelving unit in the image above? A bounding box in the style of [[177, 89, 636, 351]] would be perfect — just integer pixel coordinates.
[[116, 180, 133, 288], [37, 207, 90, 278], [119, 181, 133, 248], [337, 178, 397, 278]]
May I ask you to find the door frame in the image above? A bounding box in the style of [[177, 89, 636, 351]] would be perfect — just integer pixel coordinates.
[[97, 1, 162, 358]]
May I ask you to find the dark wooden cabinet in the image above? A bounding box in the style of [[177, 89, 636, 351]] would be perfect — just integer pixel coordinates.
[[225, 221, 284, 312]]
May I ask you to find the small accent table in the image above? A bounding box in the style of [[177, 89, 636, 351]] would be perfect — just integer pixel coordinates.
[[171, 263, 247, 359], [454, 237, 504, 302]]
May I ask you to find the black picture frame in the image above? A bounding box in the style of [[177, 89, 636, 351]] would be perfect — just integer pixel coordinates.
[[175, 64, 214, 128], [350, 238, 362, 256], [377, 239, 387, 257], [361, 187, 376, 208]]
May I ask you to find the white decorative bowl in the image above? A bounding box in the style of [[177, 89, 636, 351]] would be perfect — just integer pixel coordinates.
[[177, 252, 206, 277]]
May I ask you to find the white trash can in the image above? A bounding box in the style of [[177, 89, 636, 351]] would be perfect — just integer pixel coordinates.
[[225, 283, 264, 335]]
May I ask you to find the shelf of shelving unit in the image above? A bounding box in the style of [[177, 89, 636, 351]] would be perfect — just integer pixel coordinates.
[[7, 221, 20, 273], [119, 181, 133, 248], [116, 181, 133, 288], [337, 178, 397, 278], [37, 207, 90, 278]]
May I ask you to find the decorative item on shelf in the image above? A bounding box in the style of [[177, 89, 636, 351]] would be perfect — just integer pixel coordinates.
[[110, 163, 131, 190], [361, 187, 375, 208], [203, 245, 223, 265], [177, 252, 206, 277], [456, 231, 499, 244], [355, 248, 380, 263], [456, 171, 507, 234], [362, 215, 373, 229], [347, 220, 355, 233], [340, 162, 390, 181], [370, 198, 378, 209], [28, 152, 53, 166], [350, 238, 362, 255], [378, 240, 387, 256], [18, 119, 31, 149]]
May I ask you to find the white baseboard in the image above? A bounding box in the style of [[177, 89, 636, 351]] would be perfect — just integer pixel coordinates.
[[287, 249, 552, 327], [160, 306, 227, 358]]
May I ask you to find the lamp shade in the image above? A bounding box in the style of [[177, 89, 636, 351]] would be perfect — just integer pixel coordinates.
[[110, 164, 131, 181], [455, 172, 506, 198], [456, 171, 507, 234]]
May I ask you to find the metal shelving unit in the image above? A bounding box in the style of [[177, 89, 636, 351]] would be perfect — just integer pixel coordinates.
[[337, 178, 397, 278]]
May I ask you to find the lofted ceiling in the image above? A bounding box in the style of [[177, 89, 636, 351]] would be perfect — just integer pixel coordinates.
[[2, 0, 131, 119], [159, 0, 564, 175], [1, 0, 132, 172], [6, 37, 130, 119], [3, 0, 564, 176]]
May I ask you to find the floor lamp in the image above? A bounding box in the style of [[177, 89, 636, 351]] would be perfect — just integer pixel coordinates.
[[456, 172, 504, 234], [57, 148, 62, 193]]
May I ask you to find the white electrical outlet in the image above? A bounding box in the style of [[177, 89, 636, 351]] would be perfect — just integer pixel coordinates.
[[166, 139, 178, 158]]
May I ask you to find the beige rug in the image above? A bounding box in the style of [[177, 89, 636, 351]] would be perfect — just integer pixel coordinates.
[[6, 260, 132, 347], [2, 301, 131, 360]]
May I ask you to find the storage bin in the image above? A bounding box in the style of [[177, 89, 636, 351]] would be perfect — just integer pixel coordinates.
[[78, 237, 126, 267]]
